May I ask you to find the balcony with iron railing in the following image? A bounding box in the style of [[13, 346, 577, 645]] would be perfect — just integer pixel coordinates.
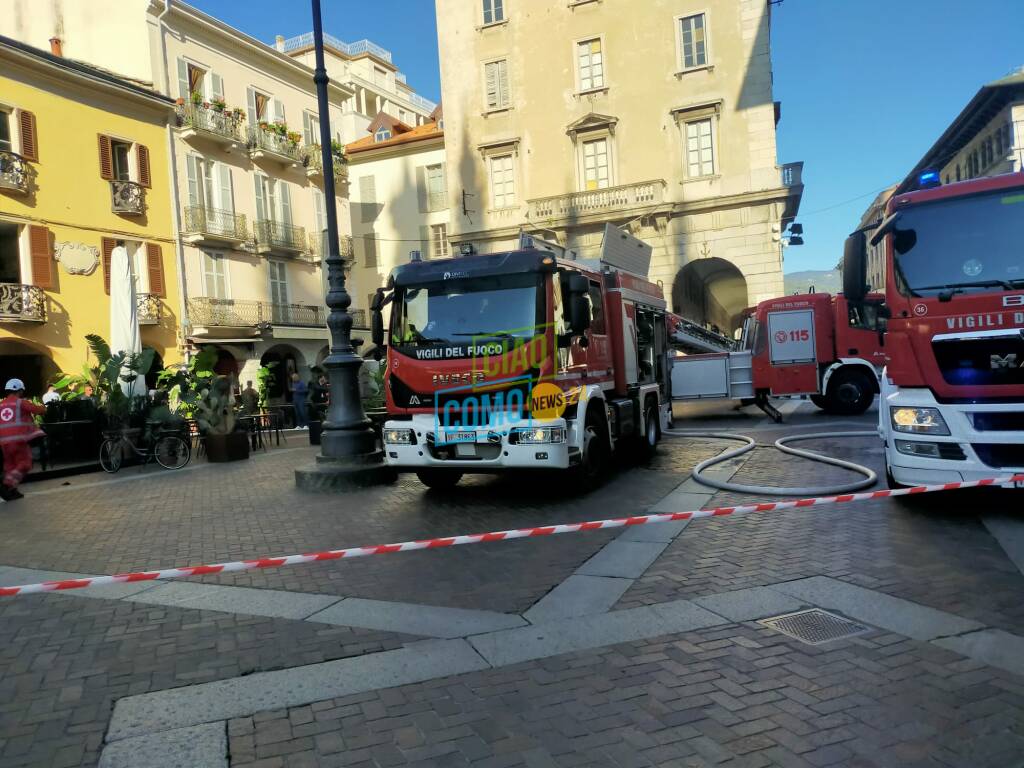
[[281, 32, 393, 63], [527, 180, 667, 223], [308, 232, 354, 262], [175, 103, 245, 148], [137, 293, 162, 326], [188, 297, 325, 329], [0, 283, 45, 322], [303, 147, 349, 184], [248, 126, 303, 166], [254, 219, 307, 256], [110, 180, 145, 215], [182, 205, 249, 246], [0, 150, 30, 195]]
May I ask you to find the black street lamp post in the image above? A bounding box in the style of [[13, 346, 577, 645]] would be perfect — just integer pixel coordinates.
[[295, 0, 392, 489]]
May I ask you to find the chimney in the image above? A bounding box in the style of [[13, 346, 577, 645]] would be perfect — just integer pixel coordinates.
[[49, 37, 63, 57], [275, 35, 285, 53]]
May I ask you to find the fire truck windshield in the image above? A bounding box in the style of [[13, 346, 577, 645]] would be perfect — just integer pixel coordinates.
[[892, 187, 1024, 297], [391, 273, 543, 357]]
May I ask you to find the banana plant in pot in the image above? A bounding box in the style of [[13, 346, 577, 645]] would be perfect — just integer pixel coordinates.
[[195, 374, 250, 462]]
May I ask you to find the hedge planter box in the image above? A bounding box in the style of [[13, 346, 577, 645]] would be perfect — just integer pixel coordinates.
[[205, 432, 250, 462]]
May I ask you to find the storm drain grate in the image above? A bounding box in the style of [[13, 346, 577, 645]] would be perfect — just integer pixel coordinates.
[[759, 609, 870, 645]]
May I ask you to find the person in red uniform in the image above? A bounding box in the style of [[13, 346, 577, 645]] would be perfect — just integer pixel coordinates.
[[0, 378, 45, 501]]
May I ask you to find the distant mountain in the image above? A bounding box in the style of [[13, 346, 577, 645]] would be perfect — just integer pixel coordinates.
[[784, 270, 841, 296]]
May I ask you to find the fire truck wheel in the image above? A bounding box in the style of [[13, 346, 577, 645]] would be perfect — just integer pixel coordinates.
[[810, 394, 828, 411], [415, 470, 464, 489], [824, 369, 874, 415], [640, 402, 660, 459], [571, 406, 610, 488]]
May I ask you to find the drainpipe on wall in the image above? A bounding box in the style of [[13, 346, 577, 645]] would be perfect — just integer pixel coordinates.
[[156, 0, 191, 361]]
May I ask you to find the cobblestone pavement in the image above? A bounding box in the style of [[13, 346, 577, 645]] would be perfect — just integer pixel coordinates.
[[229, 623, 1024, 768], [2, 402, 1023, 767]]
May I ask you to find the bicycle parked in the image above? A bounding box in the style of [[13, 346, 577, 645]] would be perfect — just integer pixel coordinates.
[[98, 423, 191, 473]]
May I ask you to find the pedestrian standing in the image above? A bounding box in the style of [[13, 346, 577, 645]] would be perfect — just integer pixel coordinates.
[[41, 385, 60, 405], [291, 373, 309, 429], [0, 379, 46, 501]]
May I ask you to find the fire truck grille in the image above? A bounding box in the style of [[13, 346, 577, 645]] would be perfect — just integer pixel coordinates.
[[933, 336, 1024, 387], [972, 443, 1024, 469]]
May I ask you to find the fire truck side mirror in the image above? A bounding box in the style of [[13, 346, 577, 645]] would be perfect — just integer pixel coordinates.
[[370, 288, 386, 347], [842, 231, 867, 303]]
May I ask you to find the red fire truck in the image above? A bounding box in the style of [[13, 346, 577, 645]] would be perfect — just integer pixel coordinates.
[[843, 171, 1024, 489], [370, 233, 675, 488], [669, 291, 887, 420]]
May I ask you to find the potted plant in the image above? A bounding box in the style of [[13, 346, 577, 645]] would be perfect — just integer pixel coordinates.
[[190, 90, 203, 106], [286, 131, 302, 147], [195, 374, 249, 462], [211, 97, 227, 113]]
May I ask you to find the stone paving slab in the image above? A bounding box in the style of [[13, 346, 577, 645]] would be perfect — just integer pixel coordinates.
[[106, 638, 489, 742], [523, 574, 633, 624], [307, 597, 526, 638], [934, 628, 1024, 678], [123, 582, 341, 621], [468, 599, 725, 666], [693, 585, 807, 622], [98, 722, 226, 768], [575, 540, 670, 579]]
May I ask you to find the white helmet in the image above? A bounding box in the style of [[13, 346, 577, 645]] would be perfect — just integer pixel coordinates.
[[4, 379, 25, 392]]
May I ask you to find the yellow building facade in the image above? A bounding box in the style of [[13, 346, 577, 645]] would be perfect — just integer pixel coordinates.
[[0, 35, 180, 394]]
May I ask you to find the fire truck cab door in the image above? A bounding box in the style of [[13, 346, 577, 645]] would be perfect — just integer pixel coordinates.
[[766, 309, 819, 395]]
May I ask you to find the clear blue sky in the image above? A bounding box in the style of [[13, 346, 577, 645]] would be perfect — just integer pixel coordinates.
[[193, 0, 1024, 274]]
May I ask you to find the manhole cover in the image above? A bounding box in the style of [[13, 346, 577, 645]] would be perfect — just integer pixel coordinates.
[[759, 609, 869, 645]]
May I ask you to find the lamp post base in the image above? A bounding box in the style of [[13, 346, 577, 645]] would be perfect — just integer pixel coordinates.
[[295, 451, 397, 491]]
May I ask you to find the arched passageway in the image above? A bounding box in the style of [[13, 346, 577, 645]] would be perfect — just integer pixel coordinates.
[[671, 258, 749, 337]]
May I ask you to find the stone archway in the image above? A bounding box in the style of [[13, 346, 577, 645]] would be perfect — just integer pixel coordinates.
[[259, 344, 307, 403], [671, 258, 749, 336], [0, 338, 60, 396]]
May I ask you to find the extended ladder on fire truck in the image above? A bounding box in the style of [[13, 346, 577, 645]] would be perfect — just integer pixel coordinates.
[[669, 317, 736, 354]]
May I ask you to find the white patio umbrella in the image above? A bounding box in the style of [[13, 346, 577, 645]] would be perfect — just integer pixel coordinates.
[[109, 244, 146, 397]]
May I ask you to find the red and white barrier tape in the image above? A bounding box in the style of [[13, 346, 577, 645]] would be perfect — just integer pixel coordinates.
[[2, 473, 1021, 597]]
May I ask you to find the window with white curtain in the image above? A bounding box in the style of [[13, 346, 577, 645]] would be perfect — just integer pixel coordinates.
[[577, 39, 604, 91], [430, 224, 450, 259], [489, 154, 515, 208], [202, 250, 228, 299], [685, 118, 715, 177], [581, 138, 610, 190]]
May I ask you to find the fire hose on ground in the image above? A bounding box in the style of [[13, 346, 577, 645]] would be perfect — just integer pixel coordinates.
[[663, 428, 880, 496]]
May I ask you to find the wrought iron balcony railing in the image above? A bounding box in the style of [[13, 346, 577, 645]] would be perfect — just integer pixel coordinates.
[[0, 283, 45, 322], [111, 180, 145, 215], [137, 293, 162, 325], [176, 103, 245, 145], [0, 150, 29, 195], [308, 232, 354, 261], [350, 308, 368, 329], [182, 205, 249, 243], [248, 127, 303, 164], [527, 180, 666, 222], [304, 147, 349, 183], [254, 219, 307, 255], [188, 297, 324, 328]]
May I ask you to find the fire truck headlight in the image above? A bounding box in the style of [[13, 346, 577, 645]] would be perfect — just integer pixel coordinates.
[[890, 407, 950, 436], [516, 427, 566, 444], [384, 428, 415, 445]]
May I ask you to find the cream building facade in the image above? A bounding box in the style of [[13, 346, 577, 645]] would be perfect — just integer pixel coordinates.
[[2, 0, 357, 404], [344, 113, 449, 334], [435, 0, 803, 333]]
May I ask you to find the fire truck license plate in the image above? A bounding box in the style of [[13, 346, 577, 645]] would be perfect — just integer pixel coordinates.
[[443, 431, 475, 443]]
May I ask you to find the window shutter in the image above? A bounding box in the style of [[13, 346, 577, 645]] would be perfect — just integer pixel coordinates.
[[29, 225, 53, 289], [246, 87, 258, 126], [217, 163, 233, 215], [254, 176, 267, 221], [210, 72, 224, 102], [419, 225, 430, 259], [303, 112, 313, 145], [176, 58, 189, 100], [273, 98, 285, 124], [146, 243, 165, 297], [485, 62, 498, 109], [497, 60, 509, 107], [137, 144, 151, 188], [185, 154, 200, 206], [279, 183, 292, 225], [18, 110, 38, 161], [101, 237, 115, 294], [98, 134, 113, 180], [415, 166, 428, 213]]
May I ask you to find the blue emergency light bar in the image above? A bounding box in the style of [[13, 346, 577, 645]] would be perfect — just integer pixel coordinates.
[[917, 170, 941, 189]]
